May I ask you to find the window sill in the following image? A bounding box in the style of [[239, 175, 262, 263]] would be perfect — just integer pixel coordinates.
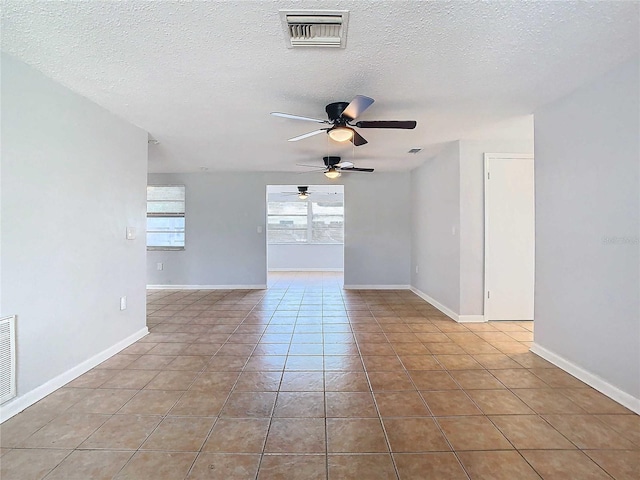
[[147, 247, 185, 251]]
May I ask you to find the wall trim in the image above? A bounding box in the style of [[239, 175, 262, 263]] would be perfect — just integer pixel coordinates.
[[147, 285, 267, 290], [410, 286, 459, 321], [343, 285, 410, 290], [0, 327, 149, 423], [409, 286, 487, 323], [530, 343, 640, 415], [268, 268, 344, 272], [458, 314, 486, 323]]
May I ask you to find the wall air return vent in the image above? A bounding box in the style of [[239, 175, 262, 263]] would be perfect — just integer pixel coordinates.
[[280, 10, 349, 48], [0, 316, 16, 404]]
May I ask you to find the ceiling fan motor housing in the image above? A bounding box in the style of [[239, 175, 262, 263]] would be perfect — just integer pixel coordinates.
[[325, 102, 350, 121], [323, 156, 342, 167]]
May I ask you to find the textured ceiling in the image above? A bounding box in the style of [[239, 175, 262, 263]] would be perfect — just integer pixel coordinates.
[[2, 1, 638, 173]]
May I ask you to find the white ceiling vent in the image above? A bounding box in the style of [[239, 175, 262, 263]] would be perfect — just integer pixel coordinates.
[[280, 10, 349, 48]]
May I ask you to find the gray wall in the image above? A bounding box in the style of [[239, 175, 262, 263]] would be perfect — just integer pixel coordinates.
[[411, 142, 461, 312], [534, 56, 639, 399], [268, 244, 344, 271], [147, 172, 411, 287], [1, 55, 148, 406]]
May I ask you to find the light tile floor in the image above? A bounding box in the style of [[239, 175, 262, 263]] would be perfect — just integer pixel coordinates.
[[1, 272, 638, 479]]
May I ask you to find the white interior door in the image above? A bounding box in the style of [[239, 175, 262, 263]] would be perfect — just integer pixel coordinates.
[[484, 154, 535, 321]]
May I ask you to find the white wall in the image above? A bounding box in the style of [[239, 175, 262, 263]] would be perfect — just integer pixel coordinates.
[[533, 56, 639, 406], [411, 142, 461, 313], [147, 172, 411, 288], [268, 244, 343, 271], [0, 54, 148, 418]]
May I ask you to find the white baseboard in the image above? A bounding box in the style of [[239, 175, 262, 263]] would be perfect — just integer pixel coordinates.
[[530, 343, 640, 415], [343, 285, 410, 290], [409, 286, 459, 321], [0, 327, 149, 423], [458, 314, 486, 323], [268, 268, 344, 272], [147, 285, 267, 290]]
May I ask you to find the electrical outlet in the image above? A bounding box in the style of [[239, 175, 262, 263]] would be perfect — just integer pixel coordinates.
[[157, 262, 163, 271], [120, 296, 127, 310], [415, 265, 419, 274]]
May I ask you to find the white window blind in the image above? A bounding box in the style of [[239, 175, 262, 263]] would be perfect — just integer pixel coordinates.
[[267, 200, 343, 244], [147, 185, 185, 249]]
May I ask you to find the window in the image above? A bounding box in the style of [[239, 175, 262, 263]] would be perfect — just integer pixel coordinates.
[[267, 200, 344, 244], [147, 185, 185, 250]]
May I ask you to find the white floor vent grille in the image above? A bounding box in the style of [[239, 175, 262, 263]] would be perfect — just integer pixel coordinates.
[[0, 316, 16, 404]]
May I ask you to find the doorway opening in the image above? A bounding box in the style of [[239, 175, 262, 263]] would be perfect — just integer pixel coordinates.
[[266, 185, 344, 288]]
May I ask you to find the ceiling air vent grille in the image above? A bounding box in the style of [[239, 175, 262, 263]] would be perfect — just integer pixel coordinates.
[[280, 10, 349, 48]]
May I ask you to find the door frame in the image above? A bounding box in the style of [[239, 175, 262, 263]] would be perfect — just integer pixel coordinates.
[[483, 153, 535, 321]]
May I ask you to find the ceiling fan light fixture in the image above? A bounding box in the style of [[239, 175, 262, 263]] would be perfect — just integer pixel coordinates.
[[298, 193, 309, 199], [328, 126, 353, 142], [324, 167, 341, 179]]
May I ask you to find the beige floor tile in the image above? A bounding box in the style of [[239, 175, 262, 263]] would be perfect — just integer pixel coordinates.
[[327, 418, 389, 453], [449, 370, 505, 389], [368, 371, 415, 391], [220, 391, 277, 417], [127, 354, 176, 370], [326, 391, 378, 417], [166, 356, 210, 371], [324, 355, 365, 371], [383, 417, 450, 452], [394, 452, 467, 479], [560, 387, 635, 414], [80, 414, 162, 450], [96, 354, 141, 370], [141, 416, 215, 451], [279, 371, 324, 391], [233, 371, 282, 392], [0, 408, 61, 447], [258, 454, 327, 480], [146, 343, 190, 355], [511, 388, 587, 414], [486, 369, 549, 388], [324, 371, 369, 391], [24, 413, 109, 449], [273, 391, 325, 417], [118, 389, 184, 415], [489, 415, 575, 449], [189, 371, 240, 392], [434, 354, 484, 370], [44, 450, 134, 480], [207, 355, 249, 371], [375, 391, 430, 417], [436, 417, 513, 451], [145, 370, 200, 390], [65, 369, 118, 388], [115, 451, 197, 480], [169, 390, 228, 416], [265, 418, 326, 453], [471, 353, 522, 369], [0, 448, 70, 480], [421, 390, 482, 416], [466, 389, 534, 415], [457, 450, 541, 480], [542, 414, 637, 449], [530, 367, 588, 388], [100, 369, 159, 389], [521, 450, 611, 479], [188, 453, 260, 480], [408, 370, 459, 390], [595, 414, 640, 445], [68, 388, 137, 414], [328, 454, 397, 480], [202, 418, 270, 453], [584, 450, 640, 480]]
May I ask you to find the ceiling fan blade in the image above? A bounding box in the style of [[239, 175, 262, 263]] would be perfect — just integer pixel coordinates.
[[354, 120, 417, 129], [271, 112, 329, 123], [341, 95, 375, 120], [335, 161, 354, 168], [350, 130, 368, 146], [296, 163, 325, 168], [338, 167, 375, 173], [288, 129, 329, 142]]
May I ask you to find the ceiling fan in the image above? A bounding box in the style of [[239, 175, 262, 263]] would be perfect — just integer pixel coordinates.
[[298, 156, 374, 179], [271, 95, 417, 146], [280, 186, 312, 199]]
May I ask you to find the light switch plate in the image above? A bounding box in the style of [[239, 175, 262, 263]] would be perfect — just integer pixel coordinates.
[[126, 227, 136, 240]]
